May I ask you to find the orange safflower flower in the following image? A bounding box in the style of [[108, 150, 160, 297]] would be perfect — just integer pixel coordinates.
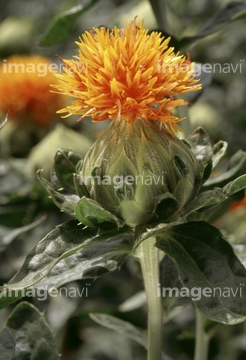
[[0, 55, 65, 127], [54, 18, 201, 134]]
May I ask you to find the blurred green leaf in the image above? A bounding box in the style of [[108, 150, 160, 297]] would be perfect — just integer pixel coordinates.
[[40, 0, 101, 46], [194, 1, 246, 36], [0, 114, 7, 130], [119, 291, 146, 312], [180, 1, 246, 46], [0, 328, 15, 359], [75, 196, 122, 228], [204, 150, 246, 188], [0, 160, 29, 197], [223, 174, 246, 196], [187, 192, 245, 223], [234, 245, 246, 269], [233, 8, 246, 20], [0, 215, 46, 252], [148, 0, 170, 32], [186, 174, 246, 214], [156, 221, 246, 324], [0, 220, 133, 308], [90, 313, 147, 349], [0, 302, 59, 359], [184, 64, 213, 104]]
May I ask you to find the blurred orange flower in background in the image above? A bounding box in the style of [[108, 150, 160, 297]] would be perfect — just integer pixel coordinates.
[[0, 55, 65, 127], [230, 190, 246, 211]]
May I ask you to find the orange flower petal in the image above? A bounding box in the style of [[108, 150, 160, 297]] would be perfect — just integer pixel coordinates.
[[53, 18, 201, 134]]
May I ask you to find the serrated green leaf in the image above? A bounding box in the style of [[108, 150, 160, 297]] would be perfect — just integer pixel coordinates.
[[2, 302, 59, 359], [54, 148, 82, 192], [0, 221, 133, 308], [75, 196, 122, 228], [90, 313, 147, 349], [156, 221, 246, 324], [40, 1, 100, 45], [37, 169, 79, 216]]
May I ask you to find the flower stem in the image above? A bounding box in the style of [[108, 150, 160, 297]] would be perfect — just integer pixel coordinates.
[[194, 308, 209, 360], [136, 237, 163, 360]]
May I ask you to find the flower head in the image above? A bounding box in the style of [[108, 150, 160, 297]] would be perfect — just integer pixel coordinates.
[[0, 55, 65, 127], [54, 18, 201, 133], [78, 118, 203, 227]]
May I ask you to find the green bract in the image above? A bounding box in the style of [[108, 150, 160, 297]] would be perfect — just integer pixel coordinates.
[[78, 120, 204, 227], [37, 123, 246, 230]]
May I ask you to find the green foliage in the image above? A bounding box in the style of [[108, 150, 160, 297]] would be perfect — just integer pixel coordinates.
[[0, 114, 8, 130], [90, 313, 147, 349], [0, 302, 59, 359], [40, 0, 246, 49], [1, 126, 245, 332], [0, 216, 46, 252], [1, 2, 246, 358], [39, 0, 101, 46], [156, 221, 246, 324], [75, 197, 123, 228], [0, 221, 132, 309], [149, 1, 246, 49], [179, 1, 246, 47]]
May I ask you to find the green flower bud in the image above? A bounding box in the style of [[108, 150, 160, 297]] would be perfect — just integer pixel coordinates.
[[78, 119, 203, 227]]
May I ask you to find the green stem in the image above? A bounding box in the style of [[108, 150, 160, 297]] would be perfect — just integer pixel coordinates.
[[136, 237, 163, 360], [194, 308, 209, 360]]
